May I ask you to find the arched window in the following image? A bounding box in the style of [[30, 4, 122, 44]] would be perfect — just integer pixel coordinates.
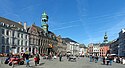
[[2, 29, 4, 34]]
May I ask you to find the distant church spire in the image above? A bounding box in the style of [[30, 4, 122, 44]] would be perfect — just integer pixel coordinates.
[[103, 32, 108, 43]]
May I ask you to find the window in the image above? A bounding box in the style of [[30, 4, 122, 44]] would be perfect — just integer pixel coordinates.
[[6, 38, 9, 45], [21, 34, 23, 38], [2, 46, 5, 53], [18, 33, 20, 37], [6, 46, 9, 53], [6, 30, 9, 35], [25, 41, 27, 46], [25, 35, 27, 39], [2, 29, 4, 34], [18, 40, 20, 45], [21, 40, 23, 45], [2, 37, 5, 44]]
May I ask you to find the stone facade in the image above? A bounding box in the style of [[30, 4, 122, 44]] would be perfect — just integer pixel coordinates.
[[110, 39, 119, 56], [0, 12, 58, 55], [0, 17, 29, 54], [118, 29, 125, 56]]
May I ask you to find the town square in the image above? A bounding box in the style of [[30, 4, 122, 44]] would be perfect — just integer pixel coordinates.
[[0, 0, 125, 68]]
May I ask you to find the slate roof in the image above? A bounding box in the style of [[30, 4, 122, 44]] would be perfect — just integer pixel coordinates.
[[0, 17, 23, 28]]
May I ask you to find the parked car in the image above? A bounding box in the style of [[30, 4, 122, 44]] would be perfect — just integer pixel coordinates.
[[68, 55, 76, 62]]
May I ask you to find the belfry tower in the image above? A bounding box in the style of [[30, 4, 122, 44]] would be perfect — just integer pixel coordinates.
[[103, 32, 108, 43], [41, 11, 49, 33]]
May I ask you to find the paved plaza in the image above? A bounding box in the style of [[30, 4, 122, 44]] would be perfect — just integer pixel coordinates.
[[0, 57, 125, 68]]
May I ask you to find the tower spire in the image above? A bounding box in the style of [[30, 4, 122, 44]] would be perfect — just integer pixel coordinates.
[[41, 11, 49, 33], [103, 32, 108, 43]]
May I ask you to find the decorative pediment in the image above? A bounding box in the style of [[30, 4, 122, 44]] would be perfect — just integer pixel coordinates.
[[28, 25, 39, 35]]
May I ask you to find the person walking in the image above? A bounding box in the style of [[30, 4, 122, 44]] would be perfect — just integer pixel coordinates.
[[102, 56, 105, 65], [106, 56, 110, 65], [34, 55, 38, 66], [95, 56, 98, 63], [59, 53, 62, 62], [25, 53, 30, 67], [36, 54, 40, 64]]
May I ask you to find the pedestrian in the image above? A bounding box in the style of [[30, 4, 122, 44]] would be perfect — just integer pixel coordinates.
[[36, 54, 40, 64], [106, 56, 110, 65], [122, 57, 125, 64], [102, 56, 105, 65], [89, 55, 92, 62], [59, 53, 62, 62], [25, 53, 30, 67], [95, 56, 98, 63], [109, 56, 113, 65], [34, 55, 38, 66]]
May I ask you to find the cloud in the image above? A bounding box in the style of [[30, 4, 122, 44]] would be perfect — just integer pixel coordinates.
[[51, 25, 79, 31]]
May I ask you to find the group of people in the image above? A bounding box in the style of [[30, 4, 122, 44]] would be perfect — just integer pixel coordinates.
[[89, 55, 125, 65], [102, 56, 113, 65], [113, 57, 125, 64], [89, 55, 99, 63], [89, 55, 113, 65]]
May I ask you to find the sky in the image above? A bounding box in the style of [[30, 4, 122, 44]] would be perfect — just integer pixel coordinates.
[[0, 0, 125, 45]]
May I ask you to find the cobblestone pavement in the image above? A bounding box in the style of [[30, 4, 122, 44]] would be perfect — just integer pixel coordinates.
[[0, 57, 125, 68]]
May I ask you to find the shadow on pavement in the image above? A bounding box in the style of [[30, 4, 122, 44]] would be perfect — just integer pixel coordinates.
[[39, 63, 45, 66]]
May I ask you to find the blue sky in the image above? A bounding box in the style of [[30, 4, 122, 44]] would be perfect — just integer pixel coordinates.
[[0, 0, 125, 45]]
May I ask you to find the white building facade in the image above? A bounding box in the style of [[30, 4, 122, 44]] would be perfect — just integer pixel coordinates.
[[66, 42, 79, 55], [0, 17, 29, 54]]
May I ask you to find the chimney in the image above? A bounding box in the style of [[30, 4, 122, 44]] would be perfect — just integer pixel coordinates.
[[24, 22, 27, 30], [18, 22, 22, 25]]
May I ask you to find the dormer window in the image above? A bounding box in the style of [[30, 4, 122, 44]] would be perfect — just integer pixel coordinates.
[[2, 29, 4, 34], [7, 24, 10, 27], [22, 28, 24, 31], [3, 23, 5, 26], [11, 25, 15, 27]]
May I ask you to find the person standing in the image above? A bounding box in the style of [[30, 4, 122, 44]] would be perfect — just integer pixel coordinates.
[[109, 56, 113, 65], [89, 55, 92, 62], [122, 57, 125, 64], [25, 53, 30, 67], [95, 56, 98, 63]]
